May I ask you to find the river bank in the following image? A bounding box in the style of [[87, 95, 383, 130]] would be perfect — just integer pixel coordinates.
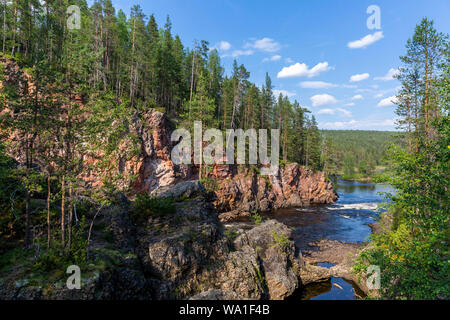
[[262, 179, 392, 299]]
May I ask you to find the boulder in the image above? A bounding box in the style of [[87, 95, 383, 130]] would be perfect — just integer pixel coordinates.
[[233, 220, 303, 300]]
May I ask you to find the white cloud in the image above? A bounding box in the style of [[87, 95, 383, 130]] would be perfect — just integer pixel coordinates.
[[344, 102, 355, 106], [310, 94, 337, 107], [317, 108, 335, 115], [285, 57, 293, 63], [319, 119, 396, 130], [342, 84, 358, 88], [352, 94, 363, 100], [348, 31, 384, 49], [350, 73, 370, 82], [374, 68, 399, 81], [277, 62, 332, 78], [273, 89, 296, 98], [263, 55, 282, 62], [377, 95, 398, 107], [317, 108, 351, 117], [299, 81, 337, 89], [218, 41, 231, 51], [245, 37, 281, 52], [336, 108, 352, 117], [230, 49, 254, 57]]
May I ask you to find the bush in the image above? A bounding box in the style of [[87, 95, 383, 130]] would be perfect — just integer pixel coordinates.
[[224, 228, 239, 244], [131, 193, 175, 222], [272, 232, 290, 252], [200, 177, 218, 192], [34, 217, 88, 273], [250, 211, 262, 224]]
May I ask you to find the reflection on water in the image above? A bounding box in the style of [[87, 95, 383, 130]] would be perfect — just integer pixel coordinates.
[[266, 179, 393, 300], [286, 262, 366, 301], [302, 263, 366, 300]]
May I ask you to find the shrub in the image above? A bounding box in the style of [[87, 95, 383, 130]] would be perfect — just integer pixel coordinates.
[[131, 193, 175, 222], [250, 211, 262, 224], [272, 231, 290, 252], [224, 228, 238, 244], [34, 217, 88, 273]]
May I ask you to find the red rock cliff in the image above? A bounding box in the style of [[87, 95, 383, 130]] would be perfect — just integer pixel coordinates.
[[1, 56, 337, 216]]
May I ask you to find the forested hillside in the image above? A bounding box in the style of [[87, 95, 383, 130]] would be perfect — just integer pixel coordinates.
[[354, 18, 449, 299], [0, 0, 322, 171], [0, 0, 448, 302], [320, 130, 403, 181], [0, 0, 323, 255]]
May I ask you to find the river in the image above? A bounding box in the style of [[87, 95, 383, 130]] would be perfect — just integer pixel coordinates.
[[264, 179, 393, 300]]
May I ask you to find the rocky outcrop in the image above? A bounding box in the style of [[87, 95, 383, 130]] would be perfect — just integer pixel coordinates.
[[0, 55, 33, 98], [134, 181, 306, 300], [0, 181, 333, 300], [87, 108, 337, 217], [232, 220, 302, 299], [1, 53, 336, 219], [215, 164, 337, 221], [129, 110, 179, 193], [302, 239, 377, 297]]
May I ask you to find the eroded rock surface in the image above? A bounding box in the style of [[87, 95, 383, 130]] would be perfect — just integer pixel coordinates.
[[0, 181, 337, 300], [213, 164, 337, 222], [302, 239, 376, 296]]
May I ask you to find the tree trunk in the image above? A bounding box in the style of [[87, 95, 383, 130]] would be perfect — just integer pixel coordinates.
[[47, 175, 51, 249], [2, 0, 6, 54], [61, 174, 65, 248], [68, 181, 73, 249]]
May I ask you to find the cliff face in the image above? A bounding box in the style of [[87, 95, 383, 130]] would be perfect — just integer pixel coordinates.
[[1, 56, 337, 215], [80, 107, 337, 215], [125, 112, 337, 215], [208, 164, 337, 221]]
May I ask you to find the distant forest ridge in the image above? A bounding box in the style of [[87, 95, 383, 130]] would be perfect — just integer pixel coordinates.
[[319, 130, 404, 180]]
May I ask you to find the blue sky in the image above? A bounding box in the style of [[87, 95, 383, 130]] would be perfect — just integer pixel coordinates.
[[107, 0, 450, 130]]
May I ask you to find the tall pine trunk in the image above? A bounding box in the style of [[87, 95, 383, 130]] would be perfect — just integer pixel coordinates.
[[47, 175, 51, 249], [61, 174, 65, 248], [68, 181, 73, 249]]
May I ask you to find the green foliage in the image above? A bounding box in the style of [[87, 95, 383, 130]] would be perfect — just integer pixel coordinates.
[[253, 265, 266, 287], [321, 130, 400, 180], [0, 144, 25, 248], [34, 217, 89, 273], [200, 177, 218, 192], [131, 194, 175, 222], [354, 18, 449, 300], [272, 231, 290, 252], [250, 211, 263, 224], [0, 247, 31, 273], [224, 228, 239, 244]]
